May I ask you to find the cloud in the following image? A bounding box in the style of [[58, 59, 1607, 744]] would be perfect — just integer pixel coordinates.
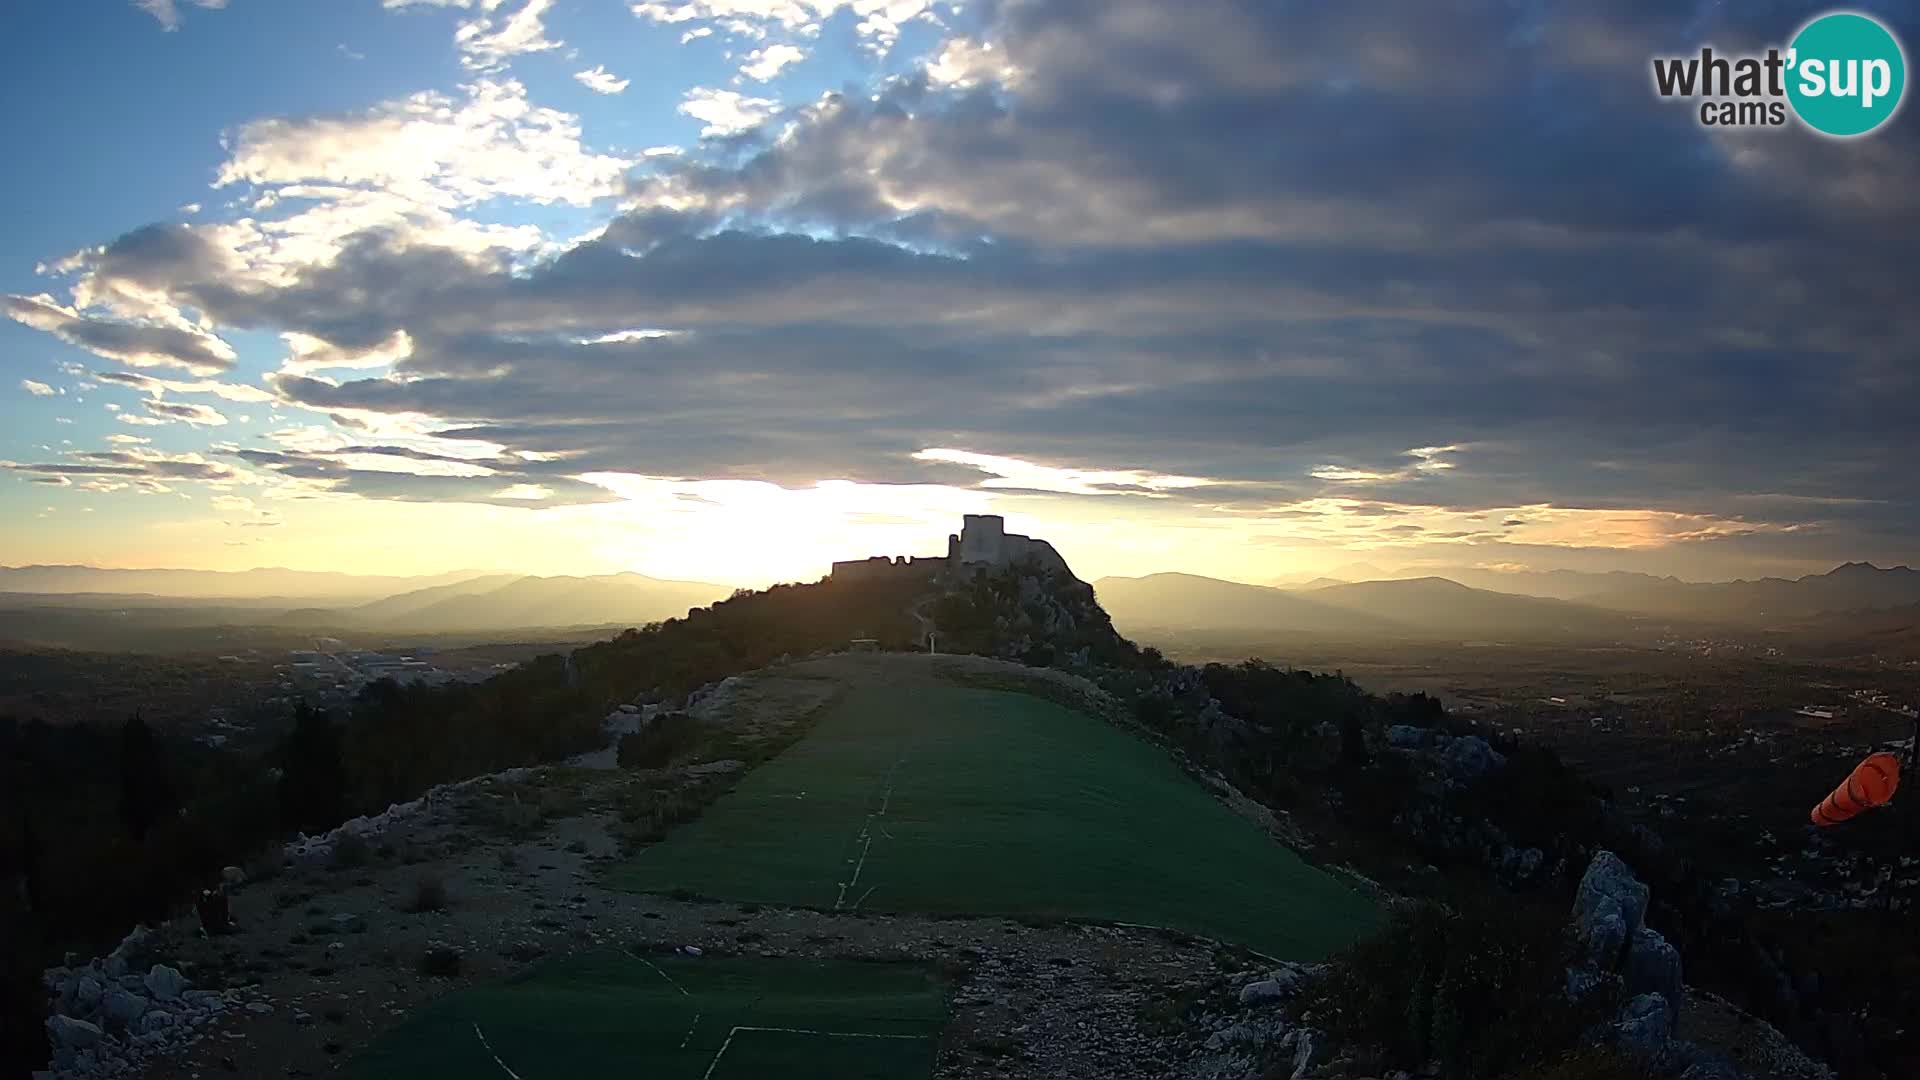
[[230, 446, 618, 507], [3, 294, 236, 373], [142, 399, 230, 426], [454, 0, 560, 70], [20, 380, 56, 397], [133, 0, 227, 32], [678, 88, 778, 136], [574, 65, 631, 94], [92, 369, 274, 403], [912, 448, 1216, 497], [628, 0, 936, 51], [1, 447, 237, 484], [216, 79, 626, 210], [14, 0, 1919, 575], [738, 43, 806, 82], [279, 331, 415, 374]]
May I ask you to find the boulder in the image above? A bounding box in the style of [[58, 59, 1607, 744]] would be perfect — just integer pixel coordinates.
[[144, 964, 188, 1002], [1240, 979, 1291, 1006], [46, 1015, 104, 1051], [330, 912, 368, 934], [1579, 897, 1629, 971], [1499, 845, 1545, 885], [1443, 735, 1507, 779], [102, 989, 150, 1027], [1613, 992, 1673, 1058], [1386, 725, 1432, 749], [1565, 966, 1604, 1002], [74, 974, 105, 1016], [1624, 926, 1684, 1015], [1575, 851, 1649, 939], [1291, 1029, 1328, 1080], [139, 1009, 175, 1034], [220, 865, 247, 887], [1676, 1059, 1742, 1080]]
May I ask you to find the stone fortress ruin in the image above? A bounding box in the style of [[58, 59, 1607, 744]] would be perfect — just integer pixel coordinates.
[[829, 514, 1072, 583]]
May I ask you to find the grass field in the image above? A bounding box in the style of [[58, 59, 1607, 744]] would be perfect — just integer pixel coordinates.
[[346, 951, 945, 1080], [609, 683, 1381, 959]]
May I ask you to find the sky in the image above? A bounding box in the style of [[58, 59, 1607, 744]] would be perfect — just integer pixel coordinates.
[[1, 0, 1915, 589]]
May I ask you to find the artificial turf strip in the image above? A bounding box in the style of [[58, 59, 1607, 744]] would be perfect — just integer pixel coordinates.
[[608, 684, 1382, 960], [345, 951, 944, 1080]]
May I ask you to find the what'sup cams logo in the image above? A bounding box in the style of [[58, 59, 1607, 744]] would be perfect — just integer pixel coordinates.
[[1652, 10, 1907, 136]]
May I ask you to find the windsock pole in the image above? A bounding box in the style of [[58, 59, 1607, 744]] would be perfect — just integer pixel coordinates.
[[1902, 712, 1920, 911]]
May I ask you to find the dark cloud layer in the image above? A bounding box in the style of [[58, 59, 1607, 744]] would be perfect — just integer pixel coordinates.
[[15, 0, 1920, 568]]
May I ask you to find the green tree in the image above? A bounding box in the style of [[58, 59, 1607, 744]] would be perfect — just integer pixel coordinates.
[[116, 713, 177, 843], [278, 702, 346, 837]]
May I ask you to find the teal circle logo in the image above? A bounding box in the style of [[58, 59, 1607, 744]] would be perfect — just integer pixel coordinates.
[[1787, 11, 1907, 137]]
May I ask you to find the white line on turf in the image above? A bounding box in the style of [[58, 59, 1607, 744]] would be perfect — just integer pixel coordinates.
[[626, 948, 691, 996], [834, 757, 905, 911], [680, 1012, 703, 1049], [701, 1026, 925, 1080], [471, 1022, 523, 1080]]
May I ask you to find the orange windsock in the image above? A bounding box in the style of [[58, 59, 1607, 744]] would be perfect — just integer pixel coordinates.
[[1810, 752, 1901, 827]]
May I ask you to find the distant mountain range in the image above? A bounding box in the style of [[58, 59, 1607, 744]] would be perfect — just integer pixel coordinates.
[[0, 565, 492, 603], [1097, 562, 1920, 640], [1093, 572, 1627, 640], [330, 573, 731, 632], [0, 566, 732, 636]]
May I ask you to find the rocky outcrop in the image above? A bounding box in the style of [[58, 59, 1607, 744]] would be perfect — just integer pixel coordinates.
[[1564, 850, 1753, 1078], [38, 923, 278, 1079], [282, 764, 538, 863]]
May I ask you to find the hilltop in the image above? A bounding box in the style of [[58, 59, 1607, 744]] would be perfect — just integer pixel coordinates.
[[6, 517, 1879, 1080]]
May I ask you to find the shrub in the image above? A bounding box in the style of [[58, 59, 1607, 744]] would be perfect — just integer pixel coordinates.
[[538, 788, 584, 819], [330, 832, 371, 871], [417, 942, 462, 978], [403, 875, 448, 914], [488, 795, 543, 840], [1307, 896, 1618, 1078], [617, 713, 704, 770]]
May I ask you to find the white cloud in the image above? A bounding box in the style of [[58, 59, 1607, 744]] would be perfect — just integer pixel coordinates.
[[926, 37, 1020, 88], [1, 446, 237, 485], [144, 399, 229, 426], [133, 0, 227, 32], [738, 43, 806, 81], [574, 65, 631, 94], [679, 88, 777, 136], [92, 369, 275, 403], [914, 448, 1216, 497], [1311, 447, 1464, 484], [1309, 465, 1393, 483], [493, 483, 554, 500], [107, 434, 151, 445], [278, 331, 416, 375], [217, 79, 629, 210], [3, 294, 237, 374], [21, 379, 57, 397], [455, 0, 560, 70], [630, 0, 934, 50]]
